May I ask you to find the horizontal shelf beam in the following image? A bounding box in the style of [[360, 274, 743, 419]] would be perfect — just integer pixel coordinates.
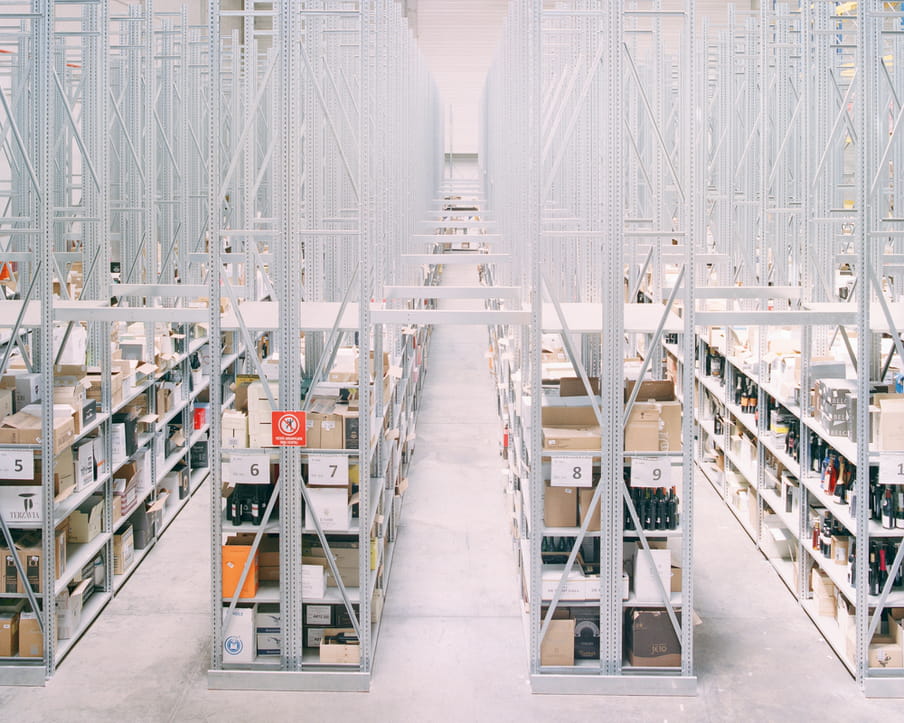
[[207, 670, 370, 692]]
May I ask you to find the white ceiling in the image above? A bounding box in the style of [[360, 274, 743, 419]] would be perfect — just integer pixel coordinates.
[[410, 0, 755, 154]]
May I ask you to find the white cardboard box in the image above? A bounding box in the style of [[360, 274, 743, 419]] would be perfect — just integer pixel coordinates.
[[305, 488, 351, 531], [302, 564, 327, 600], [632, 548, 672, 602], [223, 606, 256, 664], [256, 632, 282, 656], [541, 564, 587, 601], [73, 440, 95, 491]]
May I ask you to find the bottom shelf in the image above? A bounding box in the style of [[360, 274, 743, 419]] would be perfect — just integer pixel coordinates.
[[800, 598, 856, 677], [54, 590, 114, 666]]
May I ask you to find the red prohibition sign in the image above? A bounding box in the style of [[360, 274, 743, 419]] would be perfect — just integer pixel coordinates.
[[272, 411, 307, 446]]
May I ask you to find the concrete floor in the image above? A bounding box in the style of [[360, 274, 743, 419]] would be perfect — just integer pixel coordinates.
[[1, 263, 902, 720]]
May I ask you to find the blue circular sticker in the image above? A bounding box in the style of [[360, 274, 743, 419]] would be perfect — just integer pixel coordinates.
[[224, 636, 243, 655]]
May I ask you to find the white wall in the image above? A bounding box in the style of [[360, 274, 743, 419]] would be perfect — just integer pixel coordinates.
[[414, 0, 756, 155]]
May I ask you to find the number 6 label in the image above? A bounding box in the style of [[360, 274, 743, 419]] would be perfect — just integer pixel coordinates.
[[551, 456, 593, 488], [309, 454, 349, 487], [229, 453, 270, 485], [879, 452, 904, 485]]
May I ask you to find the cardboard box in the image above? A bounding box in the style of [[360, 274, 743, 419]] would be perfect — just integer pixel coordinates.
[[544, 484, 578, 527], [305, 487, 351, 531], [256, 604, 281, 633], [256, 632, 282, 656], [17, 526, 66, 594], [18, 611, 44, 658], [222, 605, 256, 664], [73, 440, 95, 491], [878, 397, 904, 451], [57, 578, 90, 639], [0, 387, 12, 420], [0, 412, 74, 450], [869, 619, 904, 668], [0, 607, 19, 656], [625, 380, 682, 450], [541, 406, 600, 451], [306, 626, 328, 649], [305, 604, 332, 627], [573, 608, 601, 659], [68, 495, 104, 544], [633, 548, 673, 602], [540, 618, 575, 666], [222, 536, 259, 599], [541, 564, 587, 600], [578, 487, 600, 532], [113, 526, 134, 575], [302, 564, 327, 600], [14, 373, 41, 410], [303, 539, 359, 588], [625, 404, 664, 452], [222, 410, 248, 449], [625, 609, 681, 667], [319, 628, 360, 664]]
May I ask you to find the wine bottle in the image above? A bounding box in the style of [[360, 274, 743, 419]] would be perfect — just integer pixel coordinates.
[[879, 546, 889, 592], [230, 498, 240, 526], [812, 518, 820, 550], [325, 632, 358, 645], [734, 376, 743, 407], [882, 489, 895, 529], [654, 488, 665, 530], [668, 486, 679, 530], [820, 517, 832, 558], [643, 490, 654, 529], [869, 545, 880, 596], [897, 487, 904, 529], [711, 351, 723, 378]]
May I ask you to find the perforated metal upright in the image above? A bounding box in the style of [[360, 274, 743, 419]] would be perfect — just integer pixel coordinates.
[[483, 0, 697, 695]]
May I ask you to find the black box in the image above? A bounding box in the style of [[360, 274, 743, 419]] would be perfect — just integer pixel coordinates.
[[82, 399, 98, 428], [333, 603, 360, 628], [625, 609, 681, 667], [174, 463, 190, 500], [4, 551, 17, 593], [112, 412, 139, 457], [573, 609, 601, 660], [343, 416, 359, 450], [190, 441, 209, 469]]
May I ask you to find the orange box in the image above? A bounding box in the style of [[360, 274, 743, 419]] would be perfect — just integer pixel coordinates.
[[222, 537, 259, 599]]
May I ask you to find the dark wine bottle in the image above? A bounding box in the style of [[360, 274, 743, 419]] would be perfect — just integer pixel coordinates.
[[882, 489, 895, 529], [879, 546, 889, 592], [668, 486, 679, 530], [897, 487, 904, 530], [869, 545, 880, 596], [643, 490, 654, 530]]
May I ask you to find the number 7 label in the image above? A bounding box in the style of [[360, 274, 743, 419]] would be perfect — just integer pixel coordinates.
[[551, 456, 593, 488], [309, 454, 349, 487]]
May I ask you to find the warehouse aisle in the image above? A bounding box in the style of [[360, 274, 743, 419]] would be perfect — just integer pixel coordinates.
[[373, 260, 528, 708]]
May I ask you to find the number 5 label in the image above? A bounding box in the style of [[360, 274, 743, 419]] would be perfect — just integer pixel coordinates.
[[879, 452, 904, 485], [551, 456, 593, 488], [309, 454, 349, 487], [0, 450, 33, 480], [631, 456, 670, 488]]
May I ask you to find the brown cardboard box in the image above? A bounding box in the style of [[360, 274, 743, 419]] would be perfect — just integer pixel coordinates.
[[113, 526, 134, 575], [625, 609, 681, 667], [0, 412, 74, 450], [545, 484, 578, 527], [578, 487, 600, 532], [625, 380, 682, 450], [878, 397, 904, 451], [18, 611, 44, 658], [17, 525, 67, 594], [0, 607, 19, 656], [560, 377, 600, 397], [541, 407, 600, 451], [319, 628, 361, 664], [303, 539, 359, 588], [625, 404, 662, 452], [68, 496, 104, 544], [540, 618, 575, 666]]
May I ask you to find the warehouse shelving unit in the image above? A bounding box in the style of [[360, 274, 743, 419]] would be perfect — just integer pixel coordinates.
[[205, 0, 442, 692], [691, 1, 904, 698], [483, 0, 698, 695], [0, 3, 212, 685]]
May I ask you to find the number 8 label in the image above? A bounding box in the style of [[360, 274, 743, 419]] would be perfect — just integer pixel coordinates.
[[551, 456, 593, 488]]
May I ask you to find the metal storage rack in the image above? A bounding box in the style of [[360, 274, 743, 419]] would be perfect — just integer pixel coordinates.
[[0, 3, 212, 685], [483, 0, 698, 694], [205, 0, 442, 692], [692, 0, 904, 698]]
